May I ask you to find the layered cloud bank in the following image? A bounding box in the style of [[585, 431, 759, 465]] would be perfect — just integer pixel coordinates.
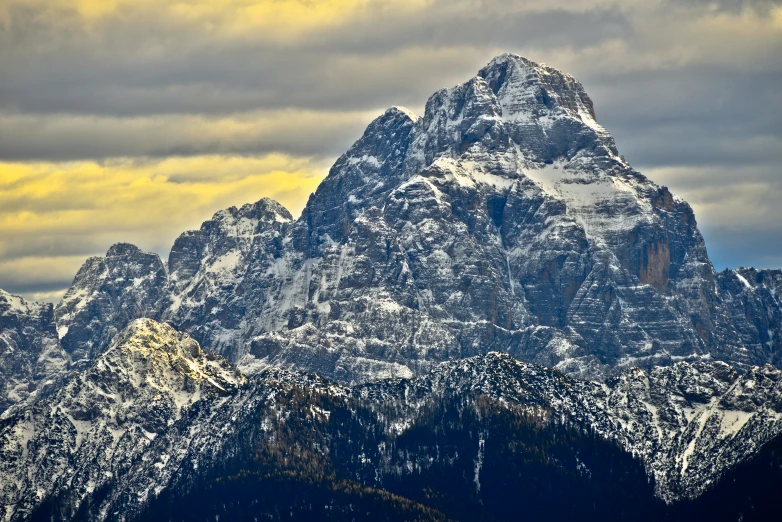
[[1, 0, 781, 300]]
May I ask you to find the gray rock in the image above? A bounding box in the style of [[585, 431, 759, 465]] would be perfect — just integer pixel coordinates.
[[55, 243, 167, 365], [717, 268, 782, 367], [163, 197, 292, 360], [0, 290, 68, 412]]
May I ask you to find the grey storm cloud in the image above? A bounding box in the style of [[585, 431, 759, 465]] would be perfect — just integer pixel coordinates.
[[587, 67, 782, 166], [1, 1, 779, 160], [0, 8, 632, 117], [0, 110, 374, 161]]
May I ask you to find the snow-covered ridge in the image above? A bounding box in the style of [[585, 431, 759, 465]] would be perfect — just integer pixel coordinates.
[[0, 290, 32, 315], [357, 352, 782, 502], [2, 331, 782, 520], [0, 319, 242, 522]]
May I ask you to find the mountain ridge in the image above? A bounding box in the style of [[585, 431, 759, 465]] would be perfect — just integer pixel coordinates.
[[3, 50, 782, 522], [0, 290, 68, 412], [3, 318, 782, 521], [36, 53, 777, 388]]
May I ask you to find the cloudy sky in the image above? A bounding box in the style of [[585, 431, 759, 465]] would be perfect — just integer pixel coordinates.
[[0, 0, 780, 302]]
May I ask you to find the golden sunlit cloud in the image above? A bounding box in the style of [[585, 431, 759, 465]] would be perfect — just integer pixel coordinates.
[[0, 153, 329, 300], [0, 154, 326, 237], [1, 0, 429, 39]]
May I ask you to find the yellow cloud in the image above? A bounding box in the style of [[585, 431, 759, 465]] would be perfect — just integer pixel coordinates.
[[0, 154, 326, 232], [3, 0, 429, 39], [774, 6, 782, 30], [0, 154, 328, 293]]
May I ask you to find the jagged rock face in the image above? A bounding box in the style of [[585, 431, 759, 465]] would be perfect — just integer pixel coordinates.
[[2, 321, 781, 521], [717, 268, 782, 368], [0, 319, 242, 522], [206, 53, 750, 380], [51, 53, 777, 384], [163, 198, 292, 360], [0, 291, 68, 412], [55, 244, 167, 365], [602, 361, 782, 501]]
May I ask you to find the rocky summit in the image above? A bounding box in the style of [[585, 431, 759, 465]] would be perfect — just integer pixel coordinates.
[[41, 53, 781, 387], [1, 53, 782, 521]]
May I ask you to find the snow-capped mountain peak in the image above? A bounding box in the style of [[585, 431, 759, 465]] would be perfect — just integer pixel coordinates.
[[5, 53, 773, 396]]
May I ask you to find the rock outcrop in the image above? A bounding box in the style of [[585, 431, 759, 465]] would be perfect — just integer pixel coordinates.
[[0, 290, 68, 412], [56, 244, 167, 366]]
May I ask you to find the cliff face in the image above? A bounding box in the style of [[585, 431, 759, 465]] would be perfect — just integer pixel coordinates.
[[42, 53, 778, 386], [0, 291, 68, 412], [717, 268, 782, 367], [55, 244, 168, 366]]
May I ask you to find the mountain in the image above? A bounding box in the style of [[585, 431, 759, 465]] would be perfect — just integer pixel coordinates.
[[3, 52, 782, 521], [56, 243, 168, 367], [164, 197, 293, 361], [47, 53, 778, 386], [0, 290, 68, 412], [0, 319, 242, 521], [2, 319, 782, 521]]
